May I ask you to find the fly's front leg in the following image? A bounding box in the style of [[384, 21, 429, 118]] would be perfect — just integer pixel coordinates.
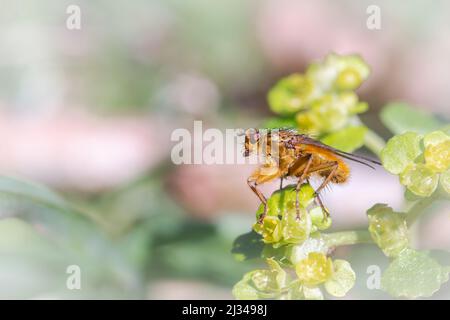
[[279, 176, 284, 190], [247, 177, 268, 224]]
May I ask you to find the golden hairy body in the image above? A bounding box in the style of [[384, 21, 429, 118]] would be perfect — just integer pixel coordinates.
[[244, 128, 380, 222], [248, 143, 350, 185]]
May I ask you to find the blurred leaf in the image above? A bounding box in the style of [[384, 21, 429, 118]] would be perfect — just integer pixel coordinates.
[[0, 176, 70, 219], [381, 248, 450, 298], [268, 74, 314, 115], [263, 117, 297, 129], [380, 132, 423, 174], [380, 103, 444, 135], [232, 231, 264, 261], [0, 176, 142, 297], [321, 125, 368, 152], [155, 223, 257, 286]]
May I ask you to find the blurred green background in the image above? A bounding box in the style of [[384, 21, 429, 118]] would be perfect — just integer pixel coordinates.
[[0, 0, 449, 299]]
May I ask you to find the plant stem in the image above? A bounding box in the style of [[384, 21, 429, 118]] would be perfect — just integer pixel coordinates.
[[321, 230, 374, 247], [406, 197, 435, 226], [364, 129, 386, 157]]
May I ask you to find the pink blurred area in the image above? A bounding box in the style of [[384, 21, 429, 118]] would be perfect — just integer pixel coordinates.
[[0, 110, 171, 192]]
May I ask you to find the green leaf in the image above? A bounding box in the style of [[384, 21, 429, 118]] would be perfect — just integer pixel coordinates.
[[231, 231, 264, 261], [381, 248, 450, 298], [321, 125, 368, 152], [0, 176, 71, 219], [380, 132, 423, 174], [0, 176, 141, 295], [324, 260, 356, 297], [160, 231, 253, 286], [380, 103, 443, 135], [0, 176, 115, 239]]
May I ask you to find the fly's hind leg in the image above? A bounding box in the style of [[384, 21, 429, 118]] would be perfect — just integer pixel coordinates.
[[313, 162, 339, 220], [247, 177, 268, 224], [294, 155, 313, 220], [314, 192, 330, 219], [306, 178, 329, 219]]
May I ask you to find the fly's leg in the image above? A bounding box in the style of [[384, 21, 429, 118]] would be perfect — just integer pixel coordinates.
[[295, 155, 313, 220], [314, 161, 338, 194], [308, 176, 327, 217], [314, 192, 330, 219], [247, 177, 268, 224], [279, 177, 284, 190], [313, 162, 339, 220]]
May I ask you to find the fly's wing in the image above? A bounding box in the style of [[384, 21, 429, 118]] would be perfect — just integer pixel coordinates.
[[297, 134, 382, 169]]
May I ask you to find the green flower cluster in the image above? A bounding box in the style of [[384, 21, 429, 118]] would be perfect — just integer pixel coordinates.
[[233, 250, 356, 300], [233, 185, 355, 300], [266, 54, 370, 152], [381, 130, 450, 197], [234, 54, 449, 300], [252, 184, 331, 246]]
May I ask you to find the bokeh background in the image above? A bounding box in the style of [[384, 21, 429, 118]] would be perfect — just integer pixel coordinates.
[[0, 0, 449, 299]]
